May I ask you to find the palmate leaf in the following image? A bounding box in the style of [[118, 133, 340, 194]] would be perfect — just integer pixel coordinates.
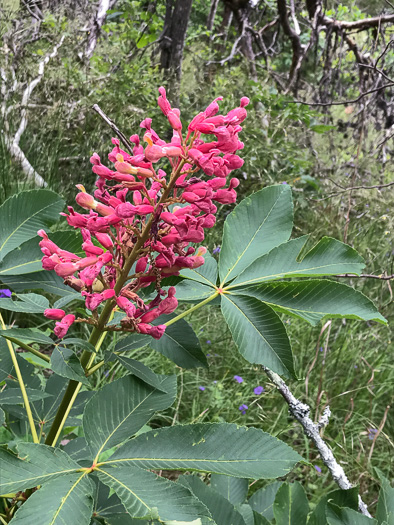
[[50, 347, 90, 385], [376, 469, 394, 524], [326, 504, 377, 524], [114, 333, 150, 353], [0, 230, 84, 276], [179, 475, 246, 525], [221, 294, 295, 377], [96, 466, 213, 523], [219, 185, 293, 285], [173, 280, 215, 303], [228, 236, 365, 289], [150, 315, 208, 369], [10, 473, 94, 525], [0, 328, 53, 345], [248, 481, 283, 521], [180, 251, 218, 287], [273, 482, 309, 525], [0, 293, 49, 313], [115, 355, 168, 392], [0, 189, 64, 262], [210, 474, 248, 505], [83, 375, 176, 460], [0, 387, 51, 404], [308, 487, 359, 525], [237, 280, 386, 325], [106, 423, 303, 478], [0, 270, 75, 296], [0, 442, 80, 493]]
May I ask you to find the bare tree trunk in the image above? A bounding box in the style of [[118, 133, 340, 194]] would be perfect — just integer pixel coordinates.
[[207, 0, 220, 31], [160, 0, 193, 104], [85, 0, 118, 59]]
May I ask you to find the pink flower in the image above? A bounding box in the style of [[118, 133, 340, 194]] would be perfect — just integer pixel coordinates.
[[54, 314, 75, 339], [40, 87, 248, 341], [44, 309, 65, 320]]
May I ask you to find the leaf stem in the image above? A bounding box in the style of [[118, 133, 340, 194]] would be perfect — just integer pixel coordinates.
[[0, 336, 50, 363], [164, 293, 219, 327], [0, 313, 39, 444]]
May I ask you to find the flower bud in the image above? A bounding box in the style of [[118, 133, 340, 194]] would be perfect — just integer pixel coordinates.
[[44, 309, 65, 320]]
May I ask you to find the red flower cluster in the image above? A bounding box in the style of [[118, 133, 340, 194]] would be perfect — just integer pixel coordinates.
[[40, 88, 248, 339]]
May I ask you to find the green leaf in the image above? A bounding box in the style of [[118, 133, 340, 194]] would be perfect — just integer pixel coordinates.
[[253, 512, 271, 525], [273, 482, 309, 525], [240, 280, 386, 325], [219, 185, 293, 285], [51, 347, 90, 385], [107, 423, 303, 479], [0, 270, 75, 296], [83, 375, 176, 460], [0, 293, 49, 313], [248, 481, 283, 520], [376, 469, 394, 523], [96, 466, 212, 522], [221, 294, 295, 377], [0, 328, 53, 345], [0, 387, 51, 404], [0, 442, 80, 493], [114, 334, 150, 353], [10, 473, 94, 525], [174, 281, 216, 302], [0, 407, 5, 425], [0, 189, 64, 262], [63, 437, 91, 463], [180, 252, 218, 287], [237, 504, 255, 525], [229, 236, 365, 289], [0, 336, 14, 382], [116, 355, 167, 392], [211, 474, 249, 505], [308, 487, 359, 525], [150, 316, 208, 369], [0, 230, 84, 276], [179, 474, 245, 525], [326, 504, 377, 524]]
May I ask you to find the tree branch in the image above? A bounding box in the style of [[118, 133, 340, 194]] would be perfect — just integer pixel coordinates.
[[85, 0, 118, 59], [1, 35, 65, 187], [262, 366, 372, 517]]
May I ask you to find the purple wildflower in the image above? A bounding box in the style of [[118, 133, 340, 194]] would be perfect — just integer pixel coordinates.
[[206, 340, 211, 344], [0, 289, 12, 298], [234, 375, 243, 383], [213, 380, 217, 384], [213, 246, 221, 254], [368, 428, 378, 440], [314, 465, 322, 474], [239, 404, 248, 414], [254, 386, 264, 395], [199, 386, 205, 391]]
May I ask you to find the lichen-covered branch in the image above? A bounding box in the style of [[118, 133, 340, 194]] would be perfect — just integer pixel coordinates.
[[262, 366, 372, 518]]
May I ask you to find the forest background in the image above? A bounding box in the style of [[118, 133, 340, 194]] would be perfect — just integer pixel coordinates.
[[0, 0, 393, 514]]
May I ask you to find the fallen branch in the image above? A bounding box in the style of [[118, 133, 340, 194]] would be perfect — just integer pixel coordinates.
[[262, 366, 372, 517], [335, 273, 394, 281], [92, 104, 135, 155]]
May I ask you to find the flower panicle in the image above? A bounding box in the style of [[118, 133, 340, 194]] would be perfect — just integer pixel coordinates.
[[39, 88, 249, 339]]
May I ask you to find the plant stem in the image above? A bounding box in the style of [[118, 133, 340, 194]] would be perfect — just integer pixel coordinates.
[[164, 293, 219, 327], [45, 159, 186, 447], [0, 313, 39, 444], [1, 336, 50, 363]]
